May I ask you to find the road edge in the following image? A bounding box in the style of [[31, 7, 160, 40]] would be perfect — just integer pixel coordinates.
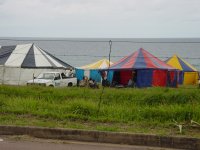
[[0, 125, 199, 149]]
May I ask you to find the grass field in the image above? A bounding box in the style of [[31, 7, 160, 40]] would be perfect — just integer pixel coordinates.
[[0, 85, 200, 137]]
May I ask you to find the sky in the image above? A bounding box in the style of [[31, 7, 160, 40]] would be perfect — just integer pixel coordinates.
[[0, 0, 200, 38]]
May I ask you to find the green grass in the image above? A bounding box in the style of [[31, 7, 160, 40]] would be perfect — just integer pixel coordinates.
[[0, 85, 200, 137]]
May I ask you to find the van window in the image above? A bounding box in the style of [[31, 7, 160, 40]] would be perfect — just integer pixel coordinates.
[[54, 73, 61, 80], [61, 73, 67, 79]]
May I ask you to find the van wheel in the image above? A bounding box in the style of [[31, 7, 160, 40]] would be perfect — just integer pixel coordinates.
[[68, 83, 73, 87], [49, 85, 54, 87]]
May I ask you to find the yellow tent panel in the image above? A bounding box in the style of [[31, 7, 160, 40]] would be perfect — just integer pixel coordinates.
[[167, 55, 183, 70], [80, 59, 113, 70], [184, 72, 199, 85]]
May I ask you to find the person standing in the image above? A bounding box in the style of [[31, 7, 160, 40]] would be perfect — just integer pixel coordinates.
[[67, 68, 74, 77], [132, 70, 137, 87]]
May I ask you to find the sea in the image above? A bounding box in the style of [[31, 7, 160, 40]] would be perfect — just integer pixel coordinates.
[[0, 38, 200, 70]]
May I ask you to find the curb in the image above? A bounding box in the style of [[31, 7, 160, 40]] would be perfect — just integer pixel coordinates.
[[0, 125, 199, 149]]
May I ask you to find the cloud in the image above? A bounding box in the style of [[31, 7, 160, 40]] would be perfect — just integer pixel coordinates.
[[0, 0, 6, 5], [1, 0, 199, 19], [0, 0, 200, 37]]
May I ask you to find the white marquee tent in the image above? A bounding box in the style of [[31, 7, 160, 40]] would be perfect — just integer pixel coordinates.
[[0, 43, 73, 85]]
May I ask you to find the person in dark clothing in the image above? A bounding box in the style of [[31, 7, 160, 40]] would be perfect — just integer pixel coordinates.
[[89, 78, 99, 88], [132, 70, 137, 87]]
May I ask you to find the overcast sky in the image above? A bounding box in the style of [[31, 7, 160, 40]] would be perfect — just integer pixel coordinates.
[[0, 0, 200, 38]]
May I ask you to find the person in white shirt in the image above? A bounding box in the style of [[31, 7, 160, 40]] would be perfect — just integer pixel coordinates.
[[67, 68, 74, 77], [127, 78, 134, 87]]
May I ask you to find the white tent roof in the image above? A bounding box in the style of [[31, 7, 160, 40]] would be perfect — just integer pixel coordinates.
[[0, 43, 73, 69]]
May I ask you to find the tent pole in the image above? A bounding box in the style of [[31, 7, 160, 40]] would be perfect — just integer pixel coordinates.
[[97, 40, 112, 117], [108, 40, 112, 68], [108, 40, 112, 86]]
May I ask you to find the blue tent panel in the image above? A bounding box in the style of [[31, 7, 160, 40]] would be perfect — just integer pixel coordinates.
[[178, 57, 194, 72], [178, 71, 184, 84], [137, 69, 153, 88], [75, 69, 84, 81], [107, 71, 114, 83], [90, 70, 101, 82], [134, 50, 147, 68], [172, 71, 178, 87]]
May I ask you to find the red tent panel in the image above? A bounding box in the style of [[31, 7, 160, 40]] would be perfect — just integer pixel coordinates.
[[152, 70, 167, 87], [120, 71, 132, 85], [142, 50, 158, 68], [169, 71, 175, 82]]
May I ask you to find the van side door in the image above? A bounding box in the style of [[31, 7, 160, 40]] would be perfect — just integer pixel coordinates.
[[54, 73, 61, 87], [60, 73, 68, 87]]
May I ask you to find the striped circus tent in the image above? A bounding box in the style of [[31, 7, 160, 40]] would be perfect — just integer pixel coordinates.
[[166, 55, 199, 85], [0, 43, 73, 85], [106, 48, 178, 87], [76, 59, 113, 82]]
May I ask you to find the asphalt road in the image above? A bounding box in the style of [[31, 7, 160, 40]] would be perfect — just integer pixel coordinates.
[[0, 136, 182, 150]]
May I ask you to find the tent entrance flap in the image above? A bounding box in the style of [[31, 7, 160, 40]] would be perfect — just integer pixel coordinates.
[[112, 71, 121, 85], [178, 71, 184, 84], [120, 70, 132, 85], [167, 71, 178, 87]]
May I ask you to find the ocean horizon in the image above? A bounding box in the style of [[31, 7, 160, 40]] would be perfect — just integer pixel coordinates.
[[0, 37, 200, 70]]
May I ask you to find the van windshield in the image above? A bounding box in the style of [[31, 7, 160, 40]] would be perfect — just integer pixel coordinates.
[[37, 73, 55, 80]]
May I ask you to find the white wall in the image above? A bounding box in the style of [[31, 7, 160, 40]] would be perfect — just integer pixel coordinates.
[[0, 66, 65, 85]]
